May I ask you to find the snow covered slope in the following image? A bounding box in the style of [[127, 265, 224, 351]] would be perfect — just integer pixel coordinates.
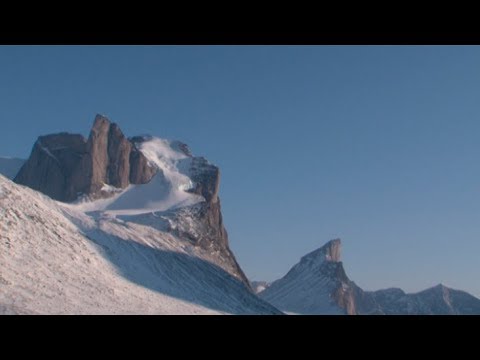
[[0, 157, 24, 180], [0, 174, 280, 314]]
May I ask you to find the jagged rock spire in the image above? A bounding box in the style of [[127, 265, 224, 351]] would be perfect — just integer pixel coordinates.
[[15, 114, 156, 202]]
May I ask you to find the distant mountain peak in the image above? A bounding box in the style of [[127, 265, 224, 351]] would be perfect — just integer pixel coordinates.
[[260, 240, 480, 315], [300, 238, 342, 265], [259, 238, 357, 315], [94, 113, 110, 122]]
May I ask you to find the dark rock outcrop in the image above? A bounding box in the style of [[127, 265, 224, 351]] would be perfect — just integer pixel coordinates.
[[15, 115, 156, 202], [129, 137, 158, 184], [194, 164, 251, 286], [189, 157, 220, 203], [197, 199, 250, 286]]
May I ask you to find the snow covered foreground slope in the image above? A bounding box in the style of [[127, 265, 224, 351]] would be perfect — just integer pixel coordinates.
[[0, 175, 280, 314]]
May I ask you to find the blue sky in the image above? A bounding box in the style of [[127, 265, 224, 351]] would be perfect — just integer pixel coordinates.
[[1, 45, 480, 296]]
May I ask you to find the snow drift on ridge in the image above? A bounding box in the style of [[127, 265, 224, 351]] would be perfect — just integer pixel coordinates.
[[69, 137, 204, 215]]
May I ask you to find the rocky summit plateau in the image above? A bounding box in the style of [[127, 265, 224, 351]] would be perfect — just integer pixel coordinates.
[[14, 114, 156, 202]]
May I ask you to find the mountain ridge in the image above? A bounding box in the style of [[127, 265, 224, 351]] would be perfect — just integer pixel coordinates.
[[258, 239, 480, 315]]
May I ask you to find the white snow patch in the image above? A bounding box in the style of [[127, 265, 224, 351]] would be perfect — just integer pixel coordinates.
[[101, 183, 123, 193], [103, 174, 203, 216], [68, 137, 204, 216], [256, 285, 267, 293]]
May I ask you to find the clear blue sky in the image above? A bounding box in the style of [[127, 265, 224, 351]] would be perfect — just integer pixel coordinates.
[[1, 45, 480, 297]]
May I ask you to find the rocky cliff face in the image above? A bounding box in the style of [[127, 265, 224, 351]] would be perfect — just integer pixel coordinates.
[[15, 115, 156, 202], [145, 145, 250, 286]]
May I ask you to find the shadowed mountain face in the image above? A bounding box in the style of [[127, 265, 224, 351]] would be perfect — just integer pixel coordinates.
[[258, 239, 480, 315], [82, 229, 281, 315], [14, 115, 156, 202]]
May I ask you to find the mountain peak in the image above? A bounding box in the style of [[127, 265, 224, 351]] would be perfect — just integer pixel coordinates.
[[91, 114, 111, 135], [90, 114, 111, 138], [94, 113, 110, 123], [260, 238, 354, 315], [323, 238, 342, 262], [432, 283, 450, 293], [301, 238, 342, 264]]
